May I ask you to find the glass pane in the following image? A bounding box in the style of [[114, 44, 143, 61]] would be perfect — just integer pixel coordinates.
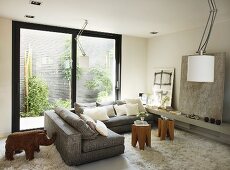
[[20, 29, 72, 130], [76, 36, 115, 103]]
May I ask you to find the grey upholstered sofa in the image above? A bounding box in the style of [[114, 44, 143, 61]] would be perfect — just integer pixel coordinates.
[[44, 110, 125, 166]]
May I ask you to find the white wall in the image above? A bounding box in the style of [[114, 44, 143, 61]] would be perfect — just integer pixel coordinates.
[[147, 20, 230, 122], [121, 35, 147, 99], [0, 17, 12, 137]]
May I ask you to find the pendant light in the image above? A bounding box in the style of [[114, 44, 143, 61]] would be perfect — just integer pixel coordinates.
[[187, 0, 217, 82]]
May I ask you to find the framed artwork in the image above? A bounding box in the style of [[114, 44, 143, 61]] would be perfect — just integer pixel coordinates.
[[151, 68, 174, 107]]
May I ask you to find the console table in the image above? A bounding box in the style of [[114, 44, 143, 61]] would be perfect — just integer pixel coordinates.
[[146, 107, 230, 145]]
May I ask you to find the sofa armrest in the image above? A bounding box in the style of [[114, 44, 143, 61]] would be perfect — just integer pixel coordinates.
[[44, 110, 81, 165]]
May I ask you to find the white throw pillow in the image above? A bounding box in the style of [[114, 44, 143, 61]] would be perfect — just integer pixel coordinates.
[[126, 103, 139, 116], [83, 107, 109, 121], [96, 120, 108, 136], [114, 104, 127, 116], [100, 105, 116, 117], [125, 98, 146, 112]]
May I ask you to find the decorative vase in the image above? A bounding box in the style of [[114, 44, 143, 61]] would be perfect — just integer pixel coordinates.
[[204, 117, 209, 122], [216, 119, 221, 125], [140, 117, 145, 121], [210, 118, 215, 124]]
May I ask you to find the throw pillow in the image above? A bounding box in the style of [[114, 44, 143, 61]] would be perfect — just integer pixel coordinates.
[[114, 104, 127, 116], [126, 103, 139, 116], [115, 100, 126, 105], [97, 105, 116, 117], [83, 107, 110, 121], [80, 114, 95, 123], [54, 107, 98, 140], [125, 98, 146, 112], [74, 102, 96, 116], [96, 100, 115, 106], [96, 120, 108, 136], [80, 114, 97, 131]]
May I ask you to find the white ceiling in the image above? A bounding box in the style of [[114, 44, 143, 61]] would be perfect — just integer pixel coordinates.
[[0, 0, 230, 38]]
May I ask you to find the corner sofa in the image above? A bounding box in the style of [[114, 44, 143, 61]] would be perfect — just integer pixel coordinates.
[[44, 110, 124, 166], [44, 99, 156, 166]]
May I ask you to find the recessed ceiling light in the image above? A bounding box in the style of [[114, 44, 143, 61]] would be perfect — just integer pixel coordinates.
[[25, 15, 35, 18], [150, 32, 158, 35], [30, 0, 42, 6]]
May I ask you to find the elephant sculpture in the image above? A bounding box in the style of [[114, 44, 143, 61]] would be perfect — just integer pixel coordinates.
[[5, 129, 56, 160]]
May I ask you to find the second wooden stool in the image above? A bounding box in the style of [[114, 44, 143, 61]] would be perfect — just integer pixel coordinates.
[[158, 118, 174, 141]]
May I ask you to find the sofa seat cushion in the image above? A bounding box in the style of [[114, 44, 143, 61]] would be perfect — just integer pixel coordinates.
[[103, 115, 139, 128], [82, 129, 124, 153], [103, 114, 155, 128]]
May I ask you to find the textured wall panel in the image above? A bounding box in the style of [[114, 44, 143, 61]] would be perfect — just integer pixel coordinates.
[[179, 53, 225, 120]]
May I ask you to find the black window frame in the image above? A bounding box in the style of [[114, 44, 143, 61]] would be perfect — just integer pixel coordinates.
[[12, 21, 122, 132]]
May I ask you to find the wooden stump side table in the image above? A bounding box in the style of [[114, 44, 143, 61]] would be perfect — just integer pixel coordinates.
[[158, 118, 174, 141], [132, 124, 151, 150]]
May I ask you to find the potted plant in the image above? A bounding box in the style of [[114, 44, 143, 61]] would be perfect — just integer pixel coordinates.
[[137, 111, 148, 121]]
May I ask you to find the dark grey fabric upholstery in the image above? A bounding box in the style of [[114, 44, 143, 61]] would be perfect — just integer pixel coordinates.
[[103, 115, 138, 127], [44, 110, 125, 166], [81, 145, 124, 165], [54, 107, 98, 140], [82, 129, 124, 153], [103, 114, 155, 128]]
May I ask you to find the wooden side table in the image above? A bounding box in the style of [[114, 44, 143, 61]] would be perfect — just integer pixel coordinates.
[[158, 118, 174, 140], [132, 124, 151, 150]]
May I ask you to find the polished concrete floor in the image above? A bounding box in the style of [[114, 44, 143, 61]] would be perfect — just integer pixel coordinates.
[[73, 155, 138, 170]]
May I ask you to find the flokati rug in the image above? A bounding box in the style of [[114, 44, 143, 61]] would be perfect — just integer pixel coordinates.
[[0, 128, 230, 170]]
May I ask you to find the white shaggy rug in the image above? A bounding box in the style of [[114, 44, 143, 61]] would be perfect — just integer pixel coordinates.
[[0, 129, 229, 170]]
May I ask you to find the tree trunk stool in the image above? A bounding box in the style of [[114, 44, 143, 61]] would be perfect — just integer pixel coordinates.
[[132, 124, 151, 150], [158, 118, 174, 141]]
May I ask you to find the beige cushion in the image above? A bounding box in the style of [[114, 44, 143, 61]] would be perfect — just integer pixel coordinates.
[[102, 105, 116, 117], [116, 100, 126, 105], [125, 98, 146, 112], [96, 120, 108, 136], [54, 107, 98, 139], [74, 102, 96, 115], [83, 107, 110, 121], [126, 103, 139, 116], [80, 114, 97, 131], [114, 104, 127, 116], [80, 114, 95, 123]]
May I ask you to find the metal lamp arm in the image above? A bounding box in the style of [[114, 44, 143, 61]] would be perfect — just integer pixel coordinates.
[[197, 0, 217, 54], [75, 20, 88, 56]]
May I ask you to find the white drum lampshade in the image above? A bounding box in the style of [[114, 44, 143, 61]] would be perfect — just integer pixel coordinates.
[[187, 55, 215, 82]]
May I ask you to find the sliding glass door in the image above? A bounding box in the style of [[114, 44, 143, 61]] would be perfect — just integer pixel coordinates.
[[19, 29, 72, 130], [76, 36, 116, 103], [12, 21, 121, 132]]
